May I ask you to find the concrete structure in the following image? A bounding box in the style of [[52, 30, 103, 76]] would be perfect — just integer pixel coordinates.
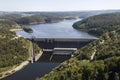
[[27, 38, 97, 56]]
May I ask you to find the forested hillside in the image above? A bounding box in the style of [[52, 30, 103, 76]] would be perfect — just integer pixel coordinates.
[[73, 13, 120, 36], [0, 13, 63, 25], [0, 19, 40, 77], [15, 15, 63, 25], [37, 13, 120, 80]]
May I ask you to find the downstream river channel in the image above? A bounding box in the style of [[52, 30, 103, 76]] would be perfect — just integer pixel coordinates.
[[4, 19, 96, 80]]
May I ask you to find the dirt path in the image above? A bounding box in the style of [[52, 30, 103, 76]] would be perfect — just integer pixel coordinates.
[[90, 49, 96, 61]]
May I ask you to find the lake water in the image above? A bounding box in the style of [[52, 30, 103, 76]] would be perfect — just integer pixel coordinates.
[[4, 19, 96, 80], [16, 19, 96, 39]]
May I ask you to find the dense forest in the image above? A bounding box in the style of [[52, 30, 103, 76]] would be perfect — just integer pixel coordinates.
[[73, 13, 120, 36], [0, 18, 40, 77], [37, 13, 120, 80]]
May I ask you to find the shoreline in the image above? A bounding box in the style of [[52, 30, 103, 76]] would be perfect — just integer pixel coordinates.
[[0, 50, 43, 80], [10, 28, 23, 32], [35, 50, 43, 61], [0, 61, 29, 80]]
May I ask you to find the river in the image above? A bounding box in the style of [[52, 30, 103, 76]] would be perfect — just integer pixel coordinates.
[[4, 19, 96, 80]]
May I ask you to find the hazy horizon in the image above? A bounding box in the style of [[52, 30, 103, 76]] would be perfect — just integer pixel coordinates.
[[0, 0, 120, 12], [1, 9, 120, 12]]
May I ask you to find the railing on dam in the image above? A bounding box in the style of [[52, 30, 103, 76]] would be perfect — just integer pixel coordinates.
[[27, 38, 98, 42]]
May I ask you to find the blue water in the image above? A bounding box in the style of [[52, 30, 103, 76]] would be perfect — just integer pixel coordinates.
[[16, 19, 96, 39]]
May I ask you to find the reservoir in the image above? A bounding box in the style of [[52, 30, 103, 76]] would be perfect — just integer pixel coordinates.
[[16, 19, 96, 39], [4, 19, 96, 80]]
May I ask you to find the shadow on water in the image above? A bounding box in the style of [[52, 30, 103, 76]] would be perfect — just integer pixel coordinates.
[[3, 53, 71, 80]]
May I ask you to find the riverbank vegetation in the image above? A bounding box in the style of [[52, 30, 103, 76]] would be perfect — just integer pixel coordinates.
[[37, 13, 120, 80]]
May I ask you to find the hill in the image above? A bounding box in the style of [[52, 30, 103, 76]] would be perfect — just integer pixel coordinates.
[[73, 13, 120, 36]]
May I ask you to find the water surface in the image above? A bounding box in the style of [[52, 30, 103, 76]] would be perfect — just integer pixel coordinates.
[[16, 19, 96, 39]]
